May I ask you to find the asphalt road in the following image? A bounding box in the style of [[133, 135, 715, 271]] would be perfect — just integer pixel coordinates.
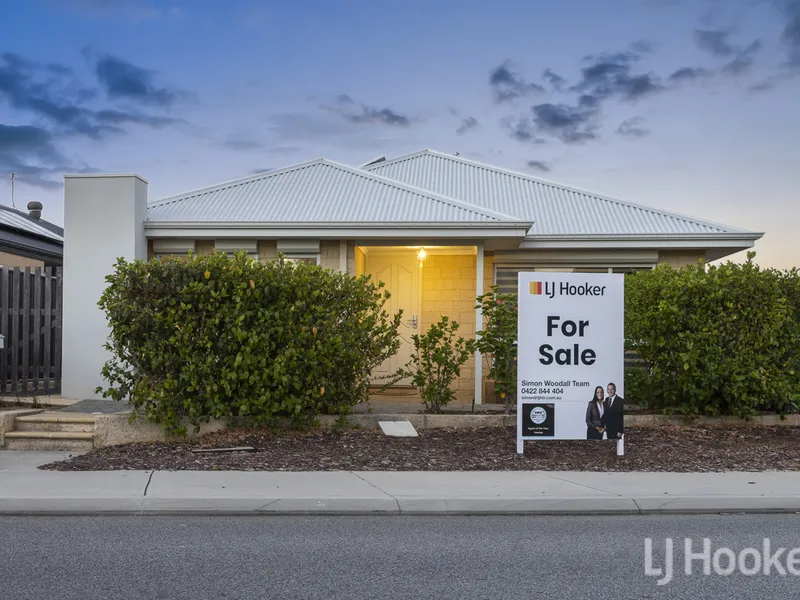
[[2, 514, 799, 599]]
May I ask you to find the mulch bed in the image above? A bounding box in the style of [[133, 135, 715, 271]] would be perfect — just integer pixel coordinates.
[[40, 425, 800, 472]]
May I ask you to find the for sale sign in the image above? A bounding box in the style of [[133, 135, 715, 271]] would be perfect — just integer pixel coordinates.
[[517, 273, 624, 449]]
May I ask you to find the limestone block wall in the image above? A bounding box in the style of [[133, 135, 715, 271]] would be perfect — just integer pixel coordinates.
[[419, 252, 494, 401], [658, 250, 704, 268]]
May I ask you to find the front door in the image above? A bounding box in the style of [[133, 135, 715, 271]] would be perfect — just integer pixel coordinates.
[[367, 251, 420, 385]]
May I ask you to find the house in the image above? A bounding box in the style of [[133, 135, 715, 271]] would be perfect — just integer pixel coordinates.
[[0, 202, 63, 269], [60, 150, 763, 401]]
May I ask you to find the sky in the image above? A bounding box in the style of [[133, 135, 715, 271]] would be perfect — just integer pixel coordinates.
[[0, 0, 798, 268]]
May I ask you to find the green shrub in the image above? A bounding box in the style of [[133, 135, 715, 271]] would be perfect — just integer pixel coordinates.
[[625, 254, 800, 418], [476, 286, 518, 413], [402, 316, 475, 413], [97, 252, 401, 433]]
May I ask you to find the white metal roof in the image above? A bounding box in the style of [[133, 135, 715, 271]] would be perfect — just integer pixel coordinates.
[[365, 150, 757, 238], [0, 206, 64, 242], [147, 158, 518, 224]]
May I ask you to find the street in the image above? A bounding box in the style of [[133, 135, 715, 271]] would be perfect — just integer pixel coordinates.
[[2, 514, 799, 599]]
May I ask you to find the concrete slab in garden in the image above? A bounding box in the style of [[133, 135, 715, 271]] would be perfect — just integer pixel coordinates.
[[378, 420, 418, 437]]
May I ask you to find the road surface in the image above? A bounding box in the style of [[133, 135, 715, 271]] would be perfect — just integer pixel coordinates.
[[2, 514, 798, 599]]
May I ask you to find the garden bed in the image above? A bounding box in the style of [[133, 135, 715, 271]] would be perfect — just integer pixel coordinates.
[[41, 425, 800, 472]]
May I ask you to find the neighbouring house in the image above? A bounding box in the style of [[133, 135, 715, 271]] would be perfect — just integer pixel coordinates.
[[0, 202, 63, 269], [60, 150, 763, 401]]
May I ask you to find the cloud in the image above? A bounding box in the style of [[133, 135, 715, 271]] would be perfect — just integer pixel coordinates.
[[500, 47, 667, 146], [694, 28, 737, 56], [0, 124, 64, 163], [778, 0, 800, 67], [572, 51, 665, 102], [329, 96, 410, 126], [93, 108, 182, 129], [501, 116, 547, 144], [0, 124, 80, 189], [530, 102, 599, 144], [721, 40, 762, 75], [668, 66, 713, 82], [526, 160, 551, 173], [223, 135, 264, 151], [541, 68, 567, 92], [630, 39, 657, 54], [749, 70, 798, 92], [489, 61, 545, 102], [0, 51, 186, 188], [0, 53, 183, 138], [456, 116, 479, 135], [692, 27, 762, 75], [617, 116, 649, 138], [94, 54, 183, 107]]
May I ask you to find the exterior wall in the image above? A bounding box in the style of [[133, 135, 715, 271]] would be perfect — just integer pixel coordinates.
[[258, 240, 278, 261], [658, 250, 704, 268], [196, 240, 215, 255], [355, 246, 366, 277], [62, 175, 147, 400], [319, 240, 340, 270], [420, 252, 489, 401], [346, 241, 355, 275], [0, 251, 44, 269], [147, 239, 214, 260]]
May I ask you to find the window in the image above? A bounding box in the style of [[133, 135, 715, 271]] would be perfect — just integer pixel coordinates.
[[284, 255, 319, 265], [215, 239, 258, 259]]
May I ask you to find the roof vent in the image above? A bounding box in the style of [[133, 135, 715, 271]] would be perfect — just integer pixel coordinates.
[[27, 201, 43, 220]]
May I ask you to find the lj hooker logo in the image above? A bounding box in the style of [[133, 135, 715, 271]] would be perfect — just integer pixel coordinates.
[[530, 280, 607, 299]]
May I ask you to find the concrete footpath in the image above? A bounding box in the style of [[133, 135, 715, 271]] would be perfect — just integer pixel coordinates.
[[1, 452, 800, 515]]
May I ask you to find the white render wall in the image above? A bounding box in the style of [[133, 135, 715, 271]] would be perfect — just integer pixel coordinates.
[[62, 175, 148, 399]]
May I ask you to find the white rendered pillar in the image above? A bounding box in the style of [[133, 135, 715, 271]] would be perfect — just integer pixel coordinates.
[[61, 174, 148, 399]]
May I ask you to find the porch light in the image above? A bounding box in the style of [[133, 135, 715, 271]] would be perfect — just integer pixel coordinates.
[[417, 247, 428, 261]]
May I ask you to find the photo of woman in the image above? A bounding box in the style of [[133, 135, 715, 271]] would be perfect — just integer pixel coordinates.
[[585, 386, 605, 440]]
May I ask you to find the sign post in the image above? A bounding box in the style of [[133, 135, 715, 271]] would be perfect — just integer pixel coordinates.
[[516, 272, 625, 453]]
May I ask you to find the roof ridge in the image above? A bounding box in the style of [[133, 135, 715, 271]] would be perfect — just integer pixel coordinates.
[[150, 157, 524, 224], [367, 149, 751, 235], [319, 158, 520, 223], [148, 158, 328, 208]]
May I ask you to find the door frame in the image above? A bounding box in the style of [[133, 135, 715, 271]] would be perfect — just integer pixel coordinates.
[[364, 248, 422, 387]]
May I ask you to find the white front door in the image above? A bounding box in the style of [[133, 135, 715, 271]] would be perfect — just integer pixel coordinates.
[[367, 251, 420, 385]]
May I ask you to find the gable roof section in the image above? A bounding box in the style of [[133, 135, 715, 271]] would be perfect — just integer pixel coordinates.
[[147, 158, 520, 224], [365, 150, 758, 239], [0, 205, 64, 243]]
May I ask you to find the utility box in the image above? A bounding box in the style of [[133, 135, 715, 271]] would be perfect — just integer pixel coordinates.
[[0, 334, 4, 349]]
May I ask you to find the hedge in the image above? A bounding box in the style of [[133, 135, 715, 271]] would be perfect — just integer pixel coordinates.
[[97, 252, 401, 433], [625, 254, 800, 417]]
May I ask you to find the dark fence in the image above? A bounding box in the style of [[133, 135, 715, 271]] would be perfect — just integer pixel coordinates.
[[0, 266, 62, 396]]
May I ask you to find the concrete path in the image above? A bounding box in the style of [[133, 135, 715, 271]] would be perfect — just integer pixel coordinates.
[[1, 451, 799, 515]]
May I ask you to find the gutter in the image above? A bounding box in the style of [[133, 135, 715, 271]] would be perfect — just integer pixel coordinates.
[[144, 221, 534, 239]]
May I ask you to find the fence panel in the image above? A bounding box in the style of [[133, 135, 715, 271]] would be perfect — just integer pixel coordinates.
[[0, 267, 62, 396]]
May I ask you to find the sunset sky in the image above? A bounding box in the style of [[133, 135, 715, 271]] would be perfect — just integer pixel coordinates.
[[1, 0, 798, 267]]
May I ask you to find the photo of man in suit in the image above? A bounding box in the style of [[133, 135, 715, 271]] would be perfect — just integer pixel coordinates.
[[604, 382, 624, 441]]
